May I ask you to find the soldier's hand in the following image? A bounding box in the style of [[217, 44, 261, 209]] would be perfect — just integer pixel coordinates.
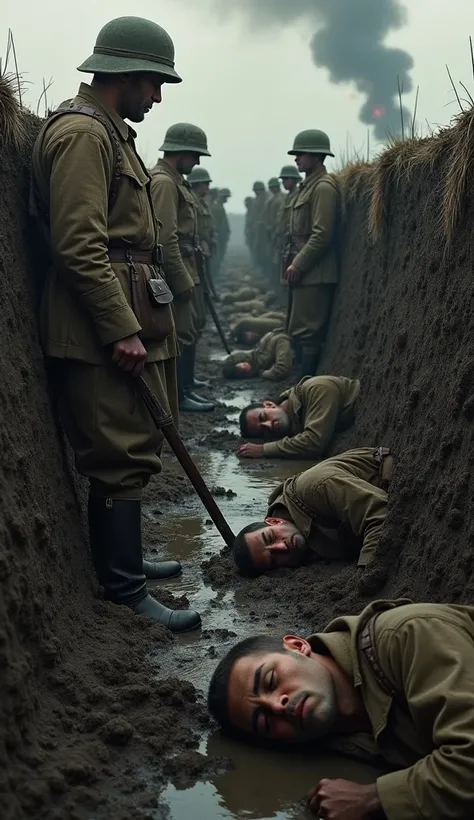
[[260, 369, 272, 379], [284, 264, 301, 284], [307, 778, 381, 819], [238, 443, 264, 459], [176, 286, 194, 303], [112, 334, 147, 377]]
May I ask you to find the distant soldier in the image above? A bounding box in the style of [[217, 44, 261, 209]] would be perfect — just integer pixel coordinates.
[[150, 123, 215, 413], [30, 16, 200, 632], [211, 188, 231, 280], [222, 328, 293, 382], [283, 131, 341, 377], [249, 181, 268, 273], [244, 196, 254, 253], [276, 164, 302, 317], [187, 165, 217, 270], [263, 177, 286, 285], [230, 313, 287, 345]]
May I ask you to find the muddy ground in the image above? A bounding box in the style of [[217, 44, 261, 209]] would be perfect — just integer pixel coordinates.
[[3, 99, 474, 820]]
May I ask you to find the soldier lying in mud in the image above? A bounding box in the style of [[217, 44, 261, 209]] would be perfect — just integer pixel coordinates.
[[232, 448, 391, 575], [238, 375, 360, 459], [230, 314, 286, 346], [222, 329, 293, 382], [208, 597, 474, 820]]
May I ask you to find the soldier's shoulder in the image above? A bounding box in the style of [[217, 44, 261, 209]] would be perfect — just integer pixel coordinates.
[[41, 112, 114, 148], [374, 602, 473, 638]]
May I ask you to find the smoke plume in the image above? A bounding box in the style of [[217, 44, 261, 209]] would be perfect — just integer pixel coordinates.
[[213, 0, 414, 141]]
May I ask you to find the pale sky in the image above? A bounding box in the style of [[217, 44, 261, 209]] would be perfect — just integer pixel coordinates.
[[4, 0, 474, 211]]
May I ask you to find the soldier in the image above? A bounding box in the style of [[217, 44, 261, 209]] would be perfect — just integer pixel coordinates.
[[222, 329, 293, 381], [30, 16, 200, 631], [276, 165, 302, 311], [283, 130, 341, 377], [263, 177, 286, 286], [230, 314, 287, 345], [249, 181, 269, 273], [220, 286, 261, 304], [211, 188, 231, 280], [209, 599, 474, 820], [238, 375, 359, 459], [244, 196, 254, 254], [232, 447, 391, 575], [150, 123, 215, 413], [187, 166, 217, 264]]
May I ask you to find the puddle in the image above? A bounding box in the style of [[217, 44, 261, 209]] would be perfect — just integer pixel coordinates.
[[145, 446, 384, 819]]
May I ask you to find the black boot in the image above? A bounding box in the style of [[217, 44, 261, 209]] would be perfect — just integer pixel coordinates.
[[88, 497, 201, 633], [143, 558, 182, 580], [177, 353, 209, 412], [188, 345, 211, 389], [299, 347, 320, 379], [182, 346, 215, 411]]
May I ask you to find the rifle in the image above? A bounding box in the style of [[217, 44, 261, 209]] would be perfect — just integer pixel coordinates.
[[135, 376, 236, 548], [195, 245, 232, 355]]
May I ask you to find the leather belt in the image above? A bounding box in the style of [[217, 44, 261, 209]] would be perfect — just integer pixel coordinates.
[[108, 248, 155, 264]]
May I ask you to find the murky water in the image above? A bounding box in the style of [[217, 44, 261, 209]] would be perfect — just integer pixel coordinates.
[[147, 390, 381, 819]]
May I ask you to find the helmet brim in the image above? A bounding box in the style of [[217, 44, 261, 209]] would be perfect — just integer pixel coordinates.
[[287, 148, 335, 158], [159, 141, 211, 156], [77, 53, 182, 83]]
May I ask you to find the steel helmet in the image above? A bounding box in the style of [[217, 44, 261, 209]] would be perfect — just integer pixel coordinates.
[[279, 164, 302, 180], [77, 17, 181, 83], [187, 167, 212, 184], [253, 181, 265, 192], [288, 129, 334, 157], [268, 177, 280, 188], [160, 123, 211, 156], [219, 188, 231, 197]]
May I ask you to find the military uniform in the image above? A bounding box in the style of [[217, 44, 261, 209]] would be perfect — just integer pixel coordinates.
[[264, 181, 286, 287], [309, 598, 474, 817], [244, 197, 254, 253], [223, 329, 293, 381], [221, 286, 261, 304], [210, 194, 230, 279], [30, 16, 200, 632], [249, 182, 269, 272], [230, 314, 286, 342], [285, 130, 340, 374], [262, 375, 360, 459], [267, 447, 391, 566]]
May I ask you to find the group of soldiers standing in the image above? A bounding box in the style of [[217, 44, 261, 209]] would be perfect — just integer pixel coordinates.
[[244, 130, 341, 378]]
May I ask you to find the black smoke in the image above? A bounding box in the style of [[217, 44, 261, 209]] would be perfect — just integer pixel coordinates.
[[213, 0, 414, 140]]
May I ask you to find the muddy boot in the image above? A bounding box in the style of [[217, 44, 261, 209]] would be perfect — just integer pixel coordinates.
[[182, 346, 215, 411], [299, 347, 320, 379], [188, 344, 211, 389], [143, 559, 182, 580], [177, 352, 209, 412], [88, 497, 201, 633]]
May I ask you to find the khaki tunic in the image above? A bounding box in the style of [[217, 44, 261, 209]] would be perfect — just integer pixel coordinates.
[[309, 599, 474, 819], [224, 329, 293, 381], [150, 159, 205, 347], [262, 375, 360, 459], [221, 287, 261, 304], [230, 315, 286, 341], [267, 447, 388, 565], [211, 199, 230, 271], [251, 193, 270, 268], [31, 82, 178, 497]]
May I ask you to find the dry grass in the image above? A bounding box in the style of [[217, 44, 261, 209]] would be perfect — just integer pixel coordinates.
[[337, 107, 474, 244], [0, 72, 26, 149]]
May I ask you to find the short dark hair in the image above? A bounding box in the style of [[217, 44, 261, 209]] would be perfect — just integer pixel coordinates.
[[239, 402, 264, 438], [233, 522, 266, 576], [208, 635, 286, 734]]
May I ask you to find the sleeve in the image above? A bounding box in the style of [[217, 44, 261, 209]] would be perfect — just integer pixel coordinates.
[[292, 181, 338, 275], [263, 338, 293, 381], [151, 176, 194, 296], [376, 617, 474, 820], [48, 130, 141, 345], [262, 384, 340, 458], [315, 471, 387, 565]]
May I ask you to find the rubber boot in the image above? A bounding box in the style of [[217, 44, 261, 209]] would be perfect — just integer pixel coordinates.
[[182, 346, 215, 411], [88, 497, 201, 633], [177, 353, 209, 412], [188, 345, 211, 389], [299, 347, 320, 379], [143, 558, 182, 580]]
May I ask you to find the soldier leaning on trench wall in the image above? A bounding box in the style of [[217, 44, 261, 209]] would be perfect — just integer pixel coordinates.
[[30, 15, 201, 634]]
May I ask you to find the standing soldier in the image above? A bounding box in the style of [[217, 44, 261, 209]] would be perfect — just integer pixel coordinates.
[[150, 124, 215, 413], [284, 130, 340, 377], [210, 188, 231, 281], [277, 164, 302, 316], [244, 196, 254, 255], [30, 16, 200, 631], [187, 165, 217, 268], [250, 181, 269, 275], [263, 176, 286, 287]]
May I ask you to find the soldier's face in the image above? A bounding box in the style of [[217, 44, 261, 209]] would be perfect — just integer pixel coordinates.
[[269, 186, 280, 195], [244, 518, 307, 572], [197, 182, 210, 196], [294, 153, 314, 173], [121, 73, 164, 122], [178, 154, 200, 175], [235, 362, 253, 377], [226, 640, 338, 742], [245, 401, 290, 439], [282, 178, 296, 192]]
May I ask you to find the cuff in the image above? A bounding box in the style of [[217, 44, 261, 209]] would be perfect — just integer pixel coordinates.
[[168, 268, 195, 296], [376, 770, 416, 820], [262, 442, 282, 457], [80, 280, 141, 345]]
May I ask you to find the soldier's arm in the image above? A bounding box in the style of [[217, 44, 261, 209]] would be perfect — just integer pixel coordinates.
[[292, 180, 338, 275], [151, 177, 194, 296], [262, 384, 340, 458], [46, 128, 141, 345], [263, 338, 293, 381], [316, 470, 387, 565], [376, 615, 474, 820]]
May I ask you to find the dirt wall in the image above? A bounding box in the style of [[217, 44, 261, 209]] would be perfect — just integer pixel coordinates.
[[0, 96, 205, 820]]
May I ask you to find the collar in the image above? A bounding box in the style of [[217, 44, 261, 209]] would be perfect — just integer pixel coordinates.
[[75, 83, 132, 141], [299, 165, 326, 190], [151, 157, 189, 187]]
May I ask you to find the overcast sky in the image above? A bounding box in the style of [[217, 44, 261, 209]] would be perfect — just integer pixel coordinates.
[[4, 0, 474, 211]]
